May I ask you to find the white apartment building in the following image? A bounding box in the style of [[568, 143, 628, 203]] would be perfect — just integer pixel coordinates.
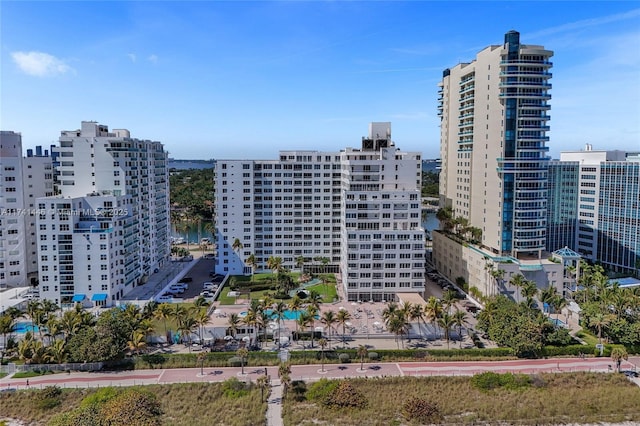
[[215, 122, 425, 302], [0, 131, 54, 289], [36, 121, 170, 307], [433, 31, 563, 297], [547, 146, 640, 275]]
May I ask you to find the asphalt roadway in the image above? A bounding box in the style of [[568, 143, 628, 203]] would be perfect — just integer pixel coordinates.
[[2, 357, 638, 390]]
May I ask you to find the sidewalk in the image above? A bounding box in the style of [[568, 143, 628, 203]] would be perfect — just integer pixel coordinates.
[[266, 379, 283, 426]]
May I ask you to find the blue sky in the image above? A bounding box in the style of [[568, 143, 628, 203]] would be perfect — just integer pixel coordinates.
[[2, 1, 639, 160]]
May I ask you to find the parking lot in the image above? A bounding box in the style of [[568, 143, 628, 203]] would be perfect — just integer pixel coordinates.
[[168, 257, 224, 300]]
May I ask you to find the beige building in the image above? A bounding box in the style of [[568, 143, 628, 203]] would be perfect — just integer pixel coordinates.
[[434, 30, 562, 298]]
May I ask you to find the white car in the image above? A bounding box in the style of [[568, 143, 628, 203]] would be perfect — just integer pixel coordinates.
[[168, 286, 185, 294], [203, 282, 215, 290], [157, 294, 173, 302], [200, 290, 213, 298]]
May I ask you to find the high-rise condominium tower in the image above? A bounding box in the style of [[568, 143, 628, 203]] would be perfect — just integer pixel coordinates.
[[214, 122, 425, 302], [0, 131, 54, 289], [433, 31, 563, 296], [36, 122, 170, 307]]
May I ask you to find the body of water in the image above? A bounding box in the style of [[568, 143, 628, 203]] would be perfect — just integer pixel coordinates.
[[168, 161, 215, 170], [15, 322, 39, 333], [171, 223, 214, 245], [423, 212, 439, 235]]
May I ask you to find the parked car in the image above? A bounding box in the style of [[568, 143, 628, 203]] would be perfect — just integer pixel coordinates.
[[157, 294, 173, 302], [173, 282, 188, 290], [203, 282, 215, 290], [203, 253, 215, 259], [168, 286, 185, 294], [200, 290, 213, 298]]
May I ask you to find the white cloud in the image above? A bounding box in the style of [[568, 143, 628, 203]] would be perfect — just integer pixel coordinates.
[[148, 54, 158, 64], [11, 51, 74, 77], [127, 53, 137, 62]]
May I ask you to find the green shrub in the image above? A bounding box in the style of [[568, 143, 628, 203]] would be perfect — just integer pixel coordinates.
[[289, 380, 307, 402], [471, 372, 531, 391], [222, 378, 251, 399], [323, 381, 367, 409], [33, 385, 62, 410], [338, 353, 350, 363], [80, 387, 120, 407], [306, 378, 339, 402], [401, 397, 442, 423], [367, 352, 379, 360], [228, 356, 242, 367]]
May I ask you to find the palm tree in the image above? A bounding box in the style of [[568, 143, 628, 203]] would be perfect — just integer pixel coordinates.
[[257, 375, 270, 403], [452, 309, 469, 348], [154, 303, 173, 344], [425, 296, 442, 339], [178, 315, 198, 349], [289, 296, 303, 341], [295, 256, 306, 273], [441, 290, 458, 314], [267, 256, 284, 288], [194, 310, 210, 344], [237, 347, 249, 375], [297, 312, 312, 348], [510, 274, 526, 303], [409, 304, 426, 340], [307, 305, 319, 349], [274, 301, 287, 348], [336, 310, 352, 345], [258, 310, 270, 348], [46, 339, 67, 364], [520, 280, 538, 308], [280, 372, 292, 399], [243, 307, 259, 346], [387, 313, 409, 349], [232, 237, 243, 253], [357, 345, 368, 371], [318, 338, 328, 372], [0, 314, 16, 361], [540, 286, 558, 316], [589, 313, 613, 344], [227, 313, 241, 339], [246, 254, 258, 281], [437, 312, 455, 349], [128, 331, 148, 356], [382, 301, 400, 325], [611, 347, 629, 373], [320, 310, 337, 347]]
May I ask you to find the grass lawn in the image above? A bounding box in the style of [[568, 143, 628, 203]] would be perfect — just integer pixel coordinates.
[[576, 329, 599, 346], [0, 372, 7, 379], [0, 383, 266, 426], [306, 283, 337, 303], [283, 373, 640, 425]]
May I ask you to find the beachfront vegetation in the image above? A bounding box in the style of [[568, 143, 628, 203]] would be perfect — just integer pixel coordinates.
[[0, 381, 265, 426], [282, 373, 640, 425]]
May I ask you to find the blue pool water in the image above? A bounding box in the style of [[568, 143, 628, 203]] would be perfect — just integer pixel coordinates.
[[550, 318, 566, 328], [240, 309, 319, 321], [15, 322, 39, 333]]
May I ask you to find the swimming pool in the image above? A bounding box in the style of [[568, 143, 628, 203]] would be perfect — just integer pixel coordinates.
[[550, 318, 567, 328], [14, 322, 40, 333], [240, 309, 319, 321]]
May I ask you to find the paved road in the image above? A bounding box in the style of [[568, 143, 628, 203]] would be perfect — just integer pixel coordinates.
[[2, 357, 637, 390]]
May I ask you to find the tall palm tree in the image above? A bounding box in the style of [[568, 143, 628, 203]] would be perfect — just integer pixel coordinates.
[[289, 296, 303, 340], [258, 310, 270, 348], [437, 312, 455, 349], [589, 313, 613, 344], [382, 301, 400, 325], [232, 237, 243, 253], [441, 290, 458, 314], [274, 302, 287, 348], [243, 307, 259, 346], [307, 305, 319, 349], [425, 296, 442, 339], [227, 313, 241, 339], [336, 310, 352, 345], [0, 314, 16, 363], [297, 312, 312, 348], [320, 310, 337, 347], [409, 304, 426, 340], [318, 338, 328, 372], [357, 345, 368, 371], [387, 313, 409, 349], [452, 309, 469, 348], [246, 254, 258, 281], [510, 274, 526, 303], [154, 303, 174, 344], [178, 315, 197, 349], [237, 347, 249, 375], [194, 310, 210, 344], [539, 286, 558, 316], [520, 280, 538, 308], [266, 256, 283, 288]]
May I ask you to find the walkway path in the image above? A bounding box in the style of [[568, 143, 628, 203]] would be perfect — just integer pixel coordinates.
[[1, 357, 638, 426], [266, 379, 283, 426]]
